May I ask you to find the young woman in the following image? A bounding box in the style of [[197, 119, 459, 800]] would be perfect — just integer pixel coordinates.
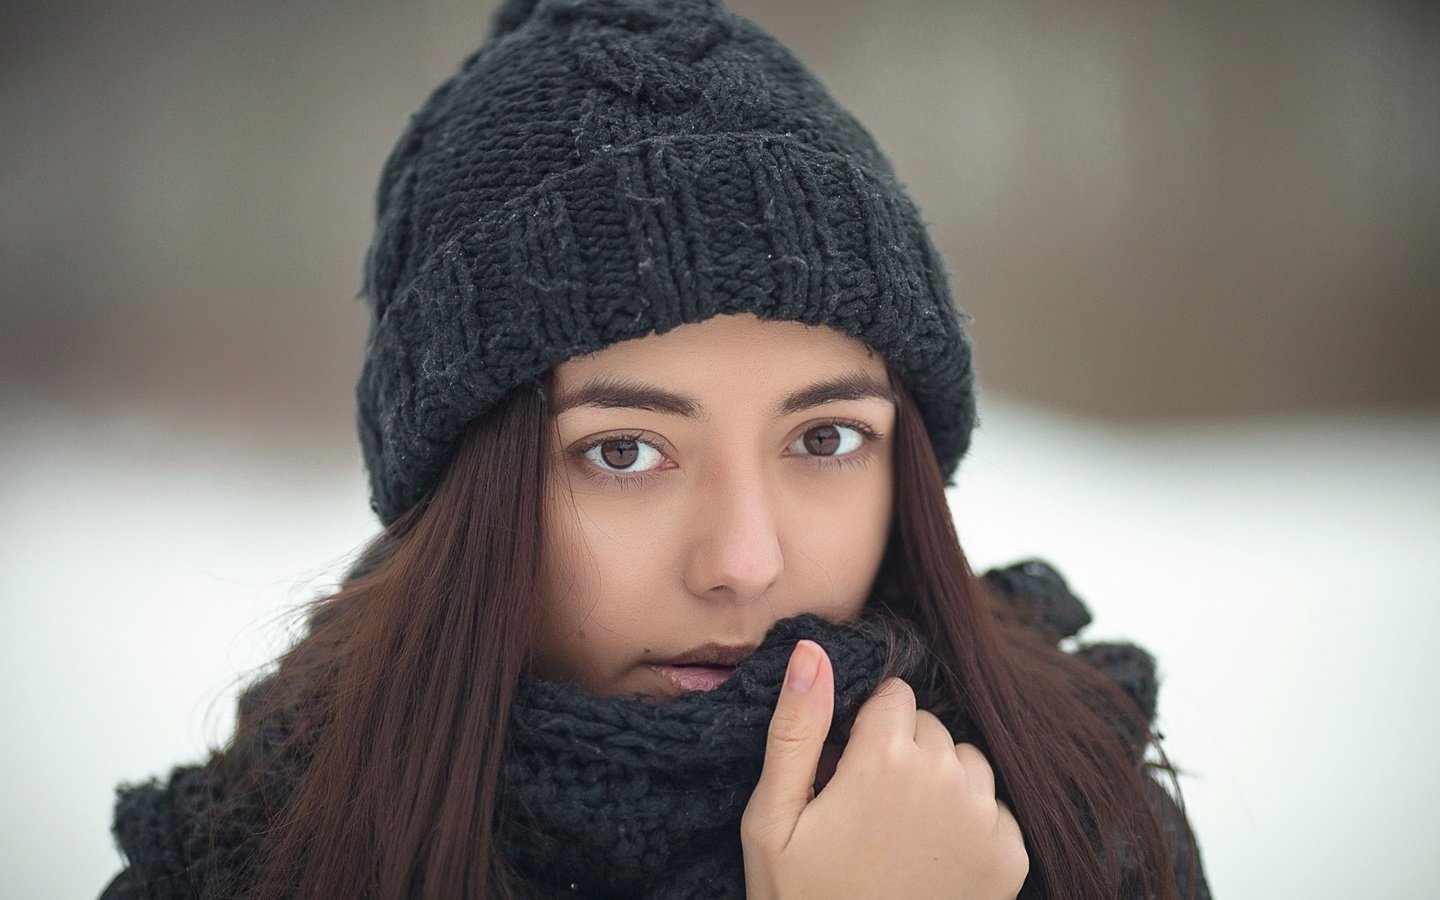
[[102, 1, 1209, 897]]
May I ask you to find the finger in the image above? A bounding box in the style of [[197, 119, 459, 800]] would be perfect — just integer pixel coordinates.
[[745, 640, 836, 845], [913, 709, 955, 754], [954, 742, 996, 799], [848, 677, 917, 748]]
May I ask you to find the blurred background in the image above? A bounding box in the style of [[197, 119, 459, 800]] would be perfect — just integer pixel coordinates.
[[2, 0, 1437, 897]]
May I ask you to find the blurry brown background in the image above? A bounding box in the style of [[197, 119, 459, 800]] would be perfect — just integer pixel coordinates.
[[4, 0, 1437, 458]]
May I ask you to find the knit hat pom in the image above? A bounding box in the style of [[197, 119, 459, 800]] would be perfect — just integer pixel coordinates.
[[488, 0, 542, 40], [490, 0, 725, 43]]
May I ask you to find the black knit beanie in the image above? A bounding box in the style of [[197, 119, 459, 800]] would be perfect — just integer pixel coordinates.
[[358, 0, 976, 525]]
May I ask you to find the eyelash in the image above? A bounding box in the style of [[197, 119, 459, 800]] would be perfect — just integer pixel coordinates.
[[569, 418, 884, 491]]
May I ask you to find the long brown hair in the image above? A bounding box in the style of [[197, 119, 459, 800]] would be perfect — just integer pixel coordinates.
[[223, 371, 1192, 899], [877, 376, 1185, 899]]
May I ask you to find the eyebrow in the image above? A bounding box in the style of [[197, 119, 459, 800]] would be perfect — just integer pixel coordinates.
[[551, 371, 895, 419]]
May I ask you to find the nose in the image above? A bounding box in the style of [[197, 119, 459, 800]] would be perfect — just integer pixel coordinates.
[[681, 464, 785, 604]]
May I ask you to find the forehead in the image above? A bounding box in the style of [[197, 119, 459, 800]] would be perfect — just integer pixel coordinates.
[[552, 313, 884, 387]]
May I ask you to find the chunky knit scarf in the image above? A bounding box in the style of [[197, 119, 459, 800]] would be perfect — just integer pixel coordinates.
[[501, 613, 936, 898], [104, 561, 1205, 899]]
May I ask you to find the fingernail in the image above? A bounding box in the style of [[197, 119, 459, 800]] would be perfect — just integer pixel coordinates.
[[786, 640, 821, 693]]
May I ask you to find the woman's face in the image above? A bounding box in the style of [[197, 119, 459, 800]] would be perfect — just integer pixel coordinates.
[[535, 313, 896, 698]]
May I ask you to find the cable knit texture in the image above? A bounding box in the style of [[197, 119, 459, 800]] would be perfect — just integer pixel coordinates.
[[357, 0, 975, 524], [101, 562, 1209, 899]]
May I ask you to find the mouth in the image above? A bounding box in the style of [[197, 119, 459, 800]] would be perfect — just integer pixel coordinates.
[[648, 643, 757, 694], [648, 664, 737, 693]]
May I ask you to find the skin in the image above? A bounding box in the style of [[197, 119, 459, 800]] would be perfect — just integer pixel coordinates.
[[535, 311, 1027, 898], [743, 644, 1029, 899], [535, 312, 896, 697]]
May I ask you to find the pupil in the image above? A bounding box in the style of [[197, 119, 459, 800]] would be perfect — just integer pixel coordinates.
[[805, 425, 839, 455], [602, 439, 639, 468]]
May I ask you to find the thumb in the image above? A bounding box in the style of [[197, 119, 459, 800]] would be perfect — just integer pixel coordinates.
[[746, 639, 835, 845]]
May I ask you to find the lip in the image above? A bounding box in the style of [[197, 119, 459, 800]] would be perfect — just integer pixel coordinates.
[[649, 664, 737, 694], [647, 642, 757, 695], [658, 642, 758, 668]]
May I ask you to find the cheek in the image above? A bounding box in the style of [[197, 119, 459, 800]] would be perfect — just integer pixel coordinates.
[[787, 466, 894, 615], [535, 493, 601, 679], [535, 489, 677, 682], [845, 484, 894, 596], [545, 497, 676, 608]]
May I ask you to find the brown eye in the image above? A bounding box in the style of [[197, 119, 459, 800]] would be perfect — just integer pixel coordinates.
[[581, 435, 665, 475], [600, 439, 639, 469], [803, 425, 842, 456], [791, 423, 867, 458]]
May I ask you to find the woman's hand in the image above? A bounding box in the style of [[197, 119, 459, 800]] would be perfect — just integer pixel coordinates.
[[741, 640, 1028, 900]]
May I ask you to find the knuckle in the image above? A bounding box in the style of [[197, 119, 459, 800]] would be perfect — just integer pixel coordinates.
[[766, 709, 812, 747], [860, 678, 915, 715], [844, 731, 907, 774], [878, 735, 912, 767], [954, 742, 991, 774], [765, 728, 811, 759], [915, 710, 954, 744], [1005, 841, 1031, 885], [874, 676, 915, 704]]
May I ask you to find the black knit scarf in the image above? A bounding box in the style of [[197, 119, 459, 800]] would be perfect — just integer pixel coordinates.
[[499, 613, 941, 899]]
